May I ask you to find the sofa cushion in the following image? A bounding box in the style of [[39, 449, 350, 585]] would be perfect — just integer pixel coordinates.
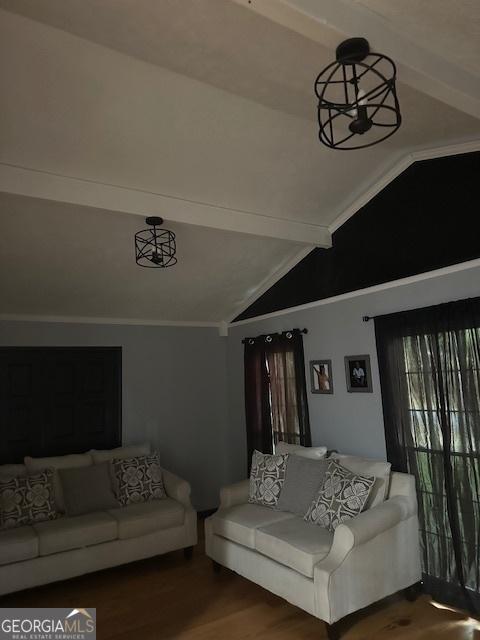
[[0, 525, 38, 565], [90, 443, 151, 465], [108, 498, 184, 540], [276, 456, 328, 517], [113, 453, 166, 505], [248, 450, 288, 508], [256, 517, 333, 578], [59, 463, 118, 517], [0, 464, 27, 479], [305, 461, 375, 532], [276, 442, 327, 460], [0, 470, 58, 530], [24, 453, 93, 513], [33, 512, 117, 555], [331, 454, 391, 508], [212, 503, 295, 549]]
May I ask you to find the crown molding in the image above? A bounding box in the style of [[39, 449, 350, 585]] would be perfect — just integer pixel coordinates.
[[329, 139, 480, 233], [224, 245, 314, 324], [0, 162, 331, 247], [0, 313, 220, 329], [229, 258, 480, 328]]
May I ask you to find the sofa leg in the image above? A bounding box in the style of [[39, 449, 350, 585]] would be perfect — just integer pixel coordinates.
[[183, 546, 194, 560], [404, 581, 422, 602], [212, 560, 222, 573], [325, 621, 340, 640]]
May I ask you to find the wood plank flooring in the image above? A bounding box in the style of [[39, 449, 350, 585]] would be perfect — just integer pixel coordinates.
[[2, 526, 479, 639]]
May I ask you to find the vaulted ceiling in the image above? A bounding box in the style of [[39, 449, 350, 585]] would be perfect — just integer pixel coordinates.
[[0, 0, 479, 325]]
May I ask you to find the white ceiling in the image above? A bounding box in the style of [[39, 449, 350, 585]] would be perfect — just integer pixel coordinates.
[[0, 1, 478, 324], [352, 0, 480, 77], [0, 193, 302, 323]]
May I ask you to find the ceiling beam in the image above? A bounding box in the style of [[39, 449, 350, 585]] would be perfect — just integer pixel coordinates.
[[233, 0, 480, 120], [0, 163, 331, 247]]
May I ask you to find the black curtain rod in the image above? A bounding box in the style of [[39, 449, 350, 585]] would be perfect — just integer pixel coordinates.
[[363, 315, 374, 322], [242, 328, 308, 344]]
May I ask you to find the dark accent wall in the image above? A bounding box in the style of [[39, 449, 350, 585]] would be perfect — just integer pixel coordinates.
[[235, 152, 480, 321], [0, 347, 121, 463]]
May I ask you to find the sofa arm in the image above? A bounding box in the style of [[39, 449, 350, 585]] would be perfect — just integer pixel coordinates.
[[314, 495, 421, 624], [219, 479, 250, 509], [325, 495, 410, 564], [163, 469, 193, 509]]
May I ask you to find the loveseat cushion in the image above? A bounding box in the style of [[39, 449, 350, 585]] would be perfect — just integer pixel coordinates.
[[0, 525, 38, 565], [0, 470, 58, 530], [0, 464, 27, 479], [59, 463, 118, 517], [275, 442, 327, 460], [108, 498, 184, 540], [24, 453, 93, 513], [331, 454, 391, 508], [90, 443, 151, 465], [212, 504, 295, 549], [248, 450, 288, 508], [113, 453, 166, 505], [276, 456, 328, 517], [33, 512, 117, 555], [256, 517, 333, 578], [304, 461, 375, 531]]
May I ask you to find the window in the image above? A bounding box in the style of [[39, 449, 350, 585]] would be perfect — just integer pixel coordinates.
[[403, 330, 480, 591], [375, 297, 480, 611]]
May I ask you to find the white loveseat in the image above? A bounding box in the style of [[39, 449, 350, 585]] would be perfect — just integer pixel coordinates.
[[205, 454, 421, 639], [0, 446, 197, 596]]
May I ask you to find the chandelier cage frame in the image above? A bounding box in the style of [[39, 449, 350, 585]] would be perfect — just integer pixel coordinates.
[[315, 38, 401, 150], [135, 216, 177, 268]]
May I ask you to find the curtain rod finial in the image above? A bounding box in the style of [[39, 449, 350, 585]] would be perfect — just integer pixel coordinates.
[[363, 316, 371, 322]]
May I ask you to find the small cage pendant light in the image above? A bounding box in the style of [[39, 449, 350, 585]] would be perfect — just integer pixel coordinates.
[[135, 216, 177, 268], [315, 37, 401, 150]]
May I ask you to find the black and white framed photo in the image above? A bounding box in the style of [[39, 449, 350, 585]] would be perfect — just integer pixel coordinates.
[[310, 359, 333, 394], [344, 355, 373, 393]]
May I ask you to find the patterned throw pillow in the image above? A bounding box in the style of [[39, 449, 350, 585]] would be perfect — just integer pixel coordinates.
[[0, 470, 58, 530], [113, 453, 166, 505], [304, 461, 375, 531], [248, 450, 288, 508]]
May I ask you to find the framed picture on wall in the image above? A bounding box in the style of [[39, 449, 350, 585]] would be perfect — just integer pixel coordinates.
[[344, 355, 373, 392], [310, 359, 333, 394]]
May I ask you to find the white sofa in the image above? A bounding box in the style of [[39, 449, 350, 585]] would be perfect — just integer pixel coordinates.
[[205, 459, 421, 639], [0, 448, 197, 596]]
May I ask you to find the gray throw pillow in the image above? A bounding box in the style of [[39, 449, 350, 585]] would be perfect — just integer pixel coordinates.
[[304, 460, 375, 532], [59, 462, 119, 516], [248, 450, 288, 508], [112, 453, 166, 505], [276, 456, 328, 516], [0, 470, 58, 529]]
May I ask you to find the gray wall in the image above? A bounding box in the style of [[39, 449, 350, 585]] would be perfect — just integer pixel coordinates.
[[0, 321, 228, 511], [226, 265, 480, 483]]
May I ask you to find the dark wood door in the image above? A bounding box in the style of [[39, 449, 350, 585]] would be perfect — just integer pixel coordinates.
[[0, 347, 121, 463]]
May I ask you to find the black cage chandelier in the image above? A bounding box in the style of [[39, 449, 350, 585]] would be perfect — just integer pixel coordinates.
[[315, 37, 401, 150], [135, 216, 177, 268]]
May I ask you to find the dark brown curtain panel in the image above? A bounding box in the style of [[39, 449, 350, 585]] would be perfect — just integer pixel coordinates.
[[375, 297, 480, 613], [244, 339, 272, 465], [244, 329, 311, 466]]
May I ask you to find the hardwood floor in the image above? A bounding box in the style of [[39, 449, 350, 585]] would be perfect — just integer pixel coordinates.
[[2, 529, 479, 639]]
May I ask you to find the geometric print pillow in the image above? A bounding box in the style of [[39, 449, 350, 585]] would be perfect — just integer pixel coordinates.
[[304, 461, 375, 532], [113, 453, 166, 506], [0, 469, 58, 530], [248, 450, 288, 509]]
